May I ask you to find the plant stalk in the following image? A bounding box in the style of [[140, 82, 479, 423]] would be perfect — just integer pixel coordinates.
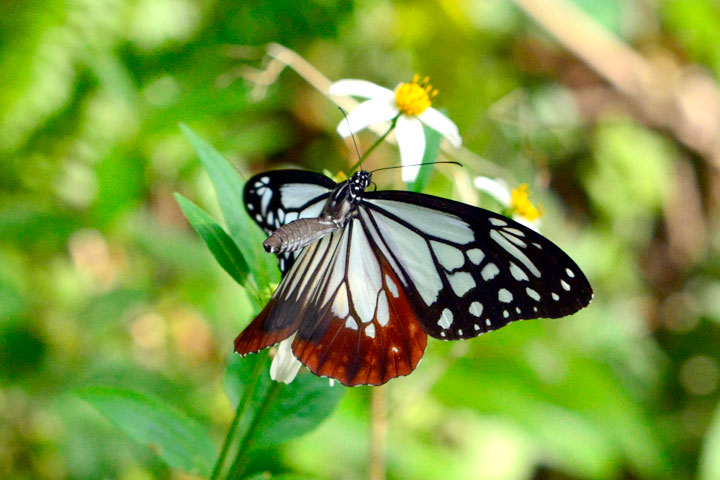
[[226, 380, 283, 480]]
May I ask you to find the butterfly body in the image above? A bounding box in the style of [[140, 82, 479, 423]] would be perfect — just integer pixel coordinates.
[[236, 169, 592, 386], [263, 171, 370, 254]]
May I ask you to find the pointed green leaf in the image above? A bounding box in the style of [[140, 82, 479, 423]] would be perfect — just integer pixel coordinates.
[[699, 400, 720, 480], [180, 124, 279, 287], [75, 386, 216, 476], [174, 193, 255, 293], [410, 124, 443, 193]]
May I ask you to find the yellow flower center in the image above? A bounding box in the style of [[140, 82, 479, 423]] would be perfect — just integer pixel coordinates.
[[394, 75, 437, 117], [510, 184, 543, 221]]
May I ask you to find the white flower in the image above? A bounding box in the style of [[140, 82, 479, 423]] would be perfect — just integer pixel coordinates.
[[269, 336, 302, 384], [329, 75, 462, 182], [474, 176, 543, 231]]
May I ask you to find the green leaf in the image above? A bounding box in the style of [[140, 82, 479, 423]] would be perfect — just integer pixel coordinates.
[[699, 400, 720, 480], [409, 124, 443, 193], [174, 193, 255, 292], [180, 124, 279, 288], [225, 353, 345, 450], [75, 386, 216, 476]]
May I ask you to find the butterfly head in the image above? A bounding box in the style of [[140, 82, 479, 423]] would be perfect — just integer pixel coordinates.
[[349, 170, 372, 198]]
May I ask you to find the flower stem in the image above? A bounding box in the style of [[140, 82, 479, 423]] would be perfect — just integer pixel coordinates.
[[226, 380, 283, 480], [211, 354, 268, 480], [209, 400, 242, 480], [349, 115, 400, 172]]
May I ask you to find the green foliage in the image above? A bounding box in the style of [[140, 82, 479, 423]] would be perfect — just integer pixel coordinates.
[[174, 193, 254, 294], [176, 127, 346, 479], [585, 119, 673, 244], [75, 386, 217, 476], [661, 0, 720, 77], [409, 124, 443, 193], [3, 0, 720, 479], [224, 354, 344, 452], [180, 124, 280, 292], [699, 401, 720, 480]]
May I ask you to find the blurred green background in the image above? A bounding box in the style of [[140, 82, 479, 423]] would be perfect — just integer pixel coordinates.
[[3, 0, 720, 479]]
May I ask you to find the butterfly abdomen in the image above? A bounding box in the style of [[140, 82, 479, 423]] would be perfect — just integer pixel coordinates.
[[263, 218, 339, 254]]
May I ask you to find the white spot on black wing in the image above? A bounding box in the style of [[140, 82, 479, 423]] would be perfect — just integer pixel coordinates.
[[509, 262, 529, 281], [469, 301, 483, 317], [448, 271, 474, 297], [481, 263, 500, 280], [526, 287, 540, 301], [498, 288, 513, 303], [490, 230, 541, 277], [503, 227, 525, 237], [438, 308, 454, 329]]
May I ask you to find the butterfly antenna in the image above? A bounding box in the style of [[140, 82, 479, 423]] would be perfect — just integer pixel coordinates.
[[338, 107, 363, 171], [370, 160, 463, 174]]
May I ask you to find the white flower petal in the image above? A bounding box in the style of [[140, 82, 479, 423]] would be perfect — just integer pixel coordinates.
[[396, 115, 426, 182], [270, 337, 302, 384], [473, 176, 512, 207], [336, 98, 398, 138], [419, 107, 462, 147], [329, 79, 395, 100]]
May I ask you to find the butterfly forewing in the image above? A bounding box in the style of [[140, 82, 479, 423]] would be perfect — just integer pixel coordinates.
[[362, 191, 592, 340], [244, 170, 336, 274]]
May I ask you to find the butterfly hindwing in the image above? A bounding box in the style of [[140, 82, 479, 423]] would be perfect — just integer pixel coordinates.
[[291, 221, 427, 386], [236, 218, 428, 386], [234, 228, 346, 355], [244, 170, 336, 274], [362, 190, 593, 340]]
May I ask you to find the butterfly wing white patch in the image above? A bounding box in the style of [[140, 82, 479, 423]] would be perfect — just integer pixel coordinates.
[[362, 191, 593, 340], [236, 220, 428, 386], [244, 170, 336, 274], [238, 170, 592, 386]]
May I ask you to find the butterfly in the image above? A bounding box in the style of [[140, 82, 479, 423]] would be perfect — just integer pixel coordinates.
[[235, 169, 593, 386]]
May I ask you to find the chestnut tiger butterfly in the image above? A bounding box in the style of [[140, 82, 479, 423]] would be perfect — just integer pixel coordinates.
[[235, 169, 592, 386]]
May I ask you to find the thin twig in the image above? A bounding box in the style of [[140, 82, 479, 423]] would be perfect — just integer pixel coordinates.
[[219, 43, 510, 175], [511, 0, 720, 171]]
